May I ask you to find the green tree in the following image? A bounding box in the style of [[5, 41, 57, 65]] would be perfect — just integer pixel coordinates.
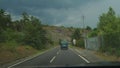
[[23, 16, 47, 49], [88, 28, 98, 37], [98, 7, 120, 56], [98, 7, 116, 34], [72, 28, 81, 40], [0, 9, 12, 30], [86, 26, 92, 31], [0, 9, 51, 50], [71, 28, 84, 48]]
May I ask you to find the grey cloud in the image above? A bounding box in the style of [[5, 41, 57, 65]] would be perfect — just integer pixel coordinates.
[[0, 0, 120, 28]]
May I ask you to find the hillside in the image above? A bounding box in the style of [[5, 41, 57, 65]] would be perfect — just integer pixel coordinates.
[[43, 26, 74, 44], [0, 25, 74, 66]]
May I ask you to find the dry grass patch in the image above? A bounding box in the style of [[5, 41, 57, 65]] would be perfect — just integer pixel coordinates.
[[94, 51, 120, 61], [0, 45, 38, 65], [71, 46, 85, 50]]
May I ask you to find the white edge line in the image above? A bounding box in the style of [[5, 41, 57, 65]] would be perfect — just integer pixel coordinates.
[[8, 57, 32, 68], [78, 55, 90, 63], [70, 48, 90, 63], [50, 56, 56, 63], [8, 53, 43, 68], [8, 46, 58, 68], [75, 49, 90, 63]]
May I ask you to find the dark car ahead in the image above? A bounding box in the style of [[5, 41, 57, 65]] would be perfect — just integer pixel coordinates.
[[60, 40, 68, 50]]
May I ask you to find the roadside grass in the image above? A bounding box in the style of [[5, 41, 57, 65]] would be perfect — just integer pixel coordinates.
[[94, 51, 120, 62], [0, 43, 38, 65], [0, 41, 57, 66], [70, 45, 85, 50]]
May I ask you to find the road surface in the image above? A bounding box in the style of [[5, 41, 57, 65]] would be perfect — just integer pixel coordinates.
[[8, 46, 90, 68]]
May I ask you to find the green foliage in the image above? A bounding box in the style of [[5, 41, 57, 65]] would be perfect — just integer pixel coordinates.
[[98, 7, 117, 34], [98, 7, 120, 56], [0, 9, 50, 50], [103, 32, 120, 47], [100, 45, 120, 57], [88, 31, 97, 37], [71, 28, 84, 48], [0, 40, 18, 52], [71, 28, 81, 40], [20, 14, 48, 50], [76, 38, 84, 48], [0, 9, 12, 30], [0, 28, 25, 43], [88, 28, 98, 37], [98, 7, 120, 47], [86, 26, 92, 31]]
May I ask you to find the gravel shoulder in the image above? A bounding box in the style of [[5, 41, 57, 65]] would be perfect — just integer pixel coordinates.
[[70, 46, 107, 63], [71, 46, 120, 63]]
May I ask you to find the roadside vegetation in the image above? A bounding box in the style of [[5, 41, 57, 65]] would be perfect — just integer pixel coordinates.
[[71, 7, 120, 58], [0, 9, 74, 65], [0, 9, 52, 50], [0, 9, 53, 65], [88, 7, 120, 57], [71, 28, 85, 48]]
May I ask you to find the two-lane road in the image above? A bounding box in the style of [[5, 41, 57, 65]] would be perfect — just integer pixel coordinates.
[[8, 46, 89, 68]]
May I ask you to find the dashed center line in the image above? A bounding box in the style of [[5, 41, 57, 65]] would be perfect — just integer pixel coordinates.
[[57, 50, 60, 55], [50, 56, 56, 63], [50, 50, 60, 63], [57, 52, 59, 55]]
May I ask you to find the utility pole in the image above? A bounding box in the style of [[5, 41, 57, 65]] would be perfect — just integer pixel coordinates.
[[82, 15, 87, 48], [82, 15, 85, 32]]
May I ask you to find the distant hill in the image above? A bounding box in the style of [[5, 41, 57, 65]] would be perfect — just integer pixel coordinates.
[[43, 26, 74, 44]]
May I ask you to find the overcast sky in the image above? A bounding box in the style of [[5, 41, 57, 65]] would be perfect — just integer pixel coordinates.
[[0, 0, 120, 28]]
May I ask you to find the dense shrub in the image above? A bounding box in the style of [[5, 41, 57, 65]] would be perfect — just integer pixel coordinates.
[[0, 9, 51, 50], [76, 39, 85, 48]]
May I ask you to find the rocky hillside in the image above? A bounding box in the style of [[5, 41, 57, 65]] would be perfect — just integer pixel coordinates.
[[43, 26, 74, 44]]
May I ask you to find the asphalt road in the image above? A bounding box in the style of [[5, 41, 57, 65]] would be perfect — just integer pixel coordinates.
[[8, 46, 89, 68]]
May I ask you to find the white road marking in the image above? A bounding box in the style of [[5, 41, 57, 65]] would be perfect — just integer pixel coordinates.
[[50, 56, 56, 63], [78, 55, 90, 63], [7, 51, 46, 68], [70, 48, 90, 63], [57, 51, 59, 54], [7, 57, 32, 68], [57, 50, 60, 55], [7, 46, 58, 68]]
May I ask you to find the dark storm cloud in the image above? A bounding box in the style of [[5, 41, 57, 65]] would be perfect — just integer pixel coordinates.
[[0, 0, 89, 24], [0, 0, 91, 25], [0, 0, 87, 9], [0, 0, 87, 13], [0, 0, 120, 28]]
